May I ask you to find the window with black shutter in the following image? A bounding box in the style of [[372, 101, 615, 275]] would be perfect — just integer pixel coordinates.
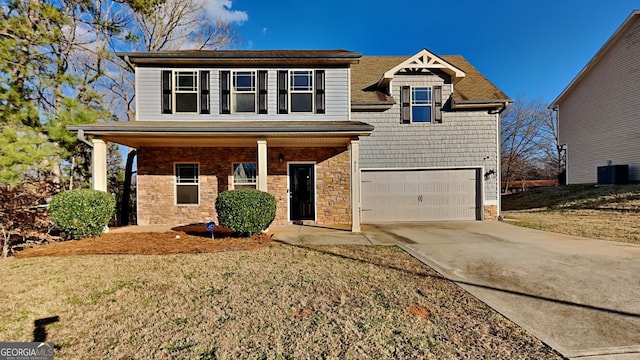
[[200, 71, 210, 114], [315, 70, 325, 114], [162, 70, 172, 114], [220, 70, 231, 114], [278, 70, 288, 114], [258, 70, 268, 114]]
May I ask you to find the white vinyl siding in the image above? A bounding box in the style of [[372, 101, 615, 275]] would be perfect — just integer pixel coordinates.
[[135, 68, 350, 121]]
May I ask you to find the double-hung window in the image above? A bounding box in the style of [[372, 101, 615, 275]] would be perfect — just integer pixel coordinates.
[[290, 70, 313, 112], [175, 163, 199, 205], [220, 70, 267, 114], [411, 87, 432, 122], [232, 163, 257, 189], [278, 69, 325, 114], [233, 71, 256, 113], [162, 70, 210, 114], [174, 71, 198, 113], [400, 85, 442, 124]]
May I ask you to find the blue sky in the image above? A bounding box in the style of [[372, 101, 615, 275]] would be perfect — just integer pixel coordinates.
[[210, 0, 639, 103]]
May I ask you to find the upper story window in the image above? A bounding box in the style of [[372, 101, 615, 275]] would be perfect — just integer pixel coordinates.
[[290, 70, 313, 112], [162, 70, 210, 114], [278, 70, 325, 114], [411, 87, 432, 123], [400, 85, 443, 124], [233, 71, 256, 113], [221, 70, 267, 114], [175, 71, 198, 113]]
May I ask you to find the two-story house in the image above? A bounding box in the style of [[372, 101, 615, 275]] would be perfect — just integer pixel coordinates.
[[70, 49, 510, 232]]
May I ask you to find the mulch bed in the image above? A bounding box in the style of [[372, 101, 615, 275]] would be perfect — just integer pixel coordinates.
[[15, 231, 272, 258]]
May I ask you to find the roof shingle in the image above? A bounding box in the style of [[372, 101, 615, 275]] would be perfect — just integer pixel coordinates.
[[350, 55, 511, 106]]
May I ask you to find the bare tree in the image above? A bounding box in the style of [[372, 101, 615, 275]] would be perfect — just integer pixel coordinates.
[[539, 109, 566, 183], [500, 97, 549, 192]]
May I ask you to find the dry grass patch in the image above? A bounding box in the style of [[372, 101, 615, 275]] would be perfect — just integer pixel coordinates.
[[0, 244, 561, 359], [503, 184, 640, 244], [503, 209, 640, 244]]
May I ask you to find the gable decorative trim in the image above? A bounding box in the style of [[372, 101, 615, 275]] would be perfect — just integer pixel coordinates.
[[378, 49, 465, 87]]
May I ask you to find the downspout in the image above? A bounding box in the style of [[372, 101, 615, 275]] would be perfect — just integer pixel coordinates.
[[77, 129, 93, 148]]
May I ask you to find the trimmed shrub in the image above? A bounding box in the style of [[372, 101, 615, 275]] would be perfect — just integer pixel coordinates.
[[49, 189, 116, 239], [215, 189, 276, 237]]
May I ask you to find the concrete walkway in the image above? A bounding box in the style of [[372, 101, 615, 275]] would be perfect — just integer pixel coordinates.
[[362, 221, 640, 360]]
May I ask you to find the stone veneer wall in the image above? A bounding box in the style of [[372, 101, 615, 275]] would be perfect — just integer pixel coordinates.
[[483, 205, 498, 221], [137, 146, 351, 226]]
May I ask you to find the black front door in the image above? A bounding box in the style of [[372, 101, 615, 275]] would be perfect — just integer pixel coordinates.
[[289, 164, 315, 221]]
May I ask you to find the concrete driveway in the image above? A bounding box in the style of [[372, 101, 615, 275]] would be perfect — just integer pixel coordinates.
[[363, 221, 640, 360]]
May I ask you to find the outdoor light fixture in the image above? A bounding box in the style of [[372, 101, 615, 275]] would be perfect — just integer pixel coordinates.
[[279, 154, 284, 164]]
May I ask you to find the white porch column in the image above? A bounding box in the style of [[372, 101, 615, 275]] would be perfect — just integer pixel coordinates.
[[92, 138, 108, 192], [257, 139, 268, 191], [350, 139, 361, 232]]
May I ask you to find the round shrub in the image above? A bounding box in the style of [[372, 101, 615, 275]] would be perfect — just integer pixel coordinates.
[[49, 189, 116, 239], [215, 189, 276, 237]]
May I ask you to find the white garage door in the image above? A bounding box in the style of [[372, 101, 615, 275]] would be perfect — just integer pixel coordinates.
[[361, 168, 481, 222]]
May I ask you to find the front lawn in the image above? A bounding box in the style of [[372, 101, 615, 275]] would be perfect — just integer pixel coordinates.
[[0, 242, 561, 359], [502, 184, 640, 244]]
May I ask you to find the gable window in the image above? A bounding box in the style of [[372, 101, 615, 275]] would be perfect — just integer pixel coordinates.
[[411, 87, 432, 122], [162, 70, 209, 114], [400, 85, 442, 124], [175, 163, 199, 205], [232, 163, 257, 189], [233, 71, 256, 113], [278, 70, 325, 114]]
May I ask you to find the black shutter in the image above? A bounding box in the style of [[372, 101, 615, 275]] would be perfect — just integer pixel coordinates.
[[162, 70, 172, 114], [278, 70, 288, 114], [400, 86, 410, 124], [258, 70, 268, 114], [433, 85, 442, 123], [220, 70, 230, 114], [315, 70, 325, 114], [200, 70, 210, 114]]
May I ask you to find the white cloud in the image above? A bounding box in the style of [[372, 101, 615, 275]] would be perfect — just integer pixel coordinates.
[[204, 0, 248, 24]]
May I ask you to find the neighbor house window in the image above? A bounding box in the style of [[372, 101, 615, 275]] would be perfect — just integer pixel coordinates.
[[277, 70, 325, 114], [411, 87, 432, 122], [233, 71, 256, 113], [175, 163, 199, 205], [161, 70, 209, 114], [232, 163, 257, 189]]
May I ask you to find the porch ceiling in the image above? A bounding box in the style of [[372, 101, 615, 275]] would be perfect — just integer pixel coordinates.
[[68, 121, 373, 148]]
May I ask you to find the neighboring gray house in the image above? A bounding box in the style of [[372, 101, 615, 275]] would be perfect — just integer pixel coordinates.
[[550, 10, 640, 184], [70, 48, 510, 231]]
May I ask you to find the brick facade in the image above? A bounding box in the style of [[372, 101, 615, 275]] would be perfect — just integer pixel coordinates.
[[137, 146, 351, 226]]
